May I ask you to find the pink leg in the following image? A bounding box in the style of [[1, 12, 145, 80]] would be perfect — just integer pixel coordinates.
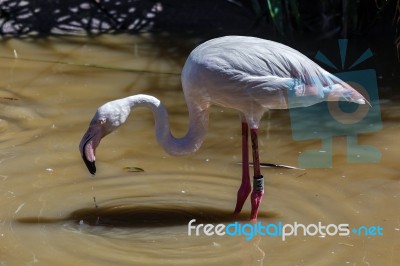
[[234, 122, 251, 215], [250, 128, 264, 221]]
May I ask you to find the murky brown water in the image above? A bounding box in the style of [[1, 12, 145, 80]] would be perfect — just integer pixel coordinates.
[[0, 35, 399, 265]]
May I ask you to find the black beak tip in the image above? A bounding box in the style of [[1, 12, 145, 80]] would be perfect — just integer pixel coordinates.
[[82, 155, 96, 175]]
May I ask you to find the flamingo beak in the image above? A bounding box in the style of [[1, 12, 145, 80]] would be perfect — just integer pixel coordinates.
[[79, 124, 103, 175]]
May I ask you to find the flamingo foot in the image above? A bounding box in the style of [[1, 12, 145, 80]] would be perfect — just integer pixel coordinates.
[[250, 176, 264, 221]]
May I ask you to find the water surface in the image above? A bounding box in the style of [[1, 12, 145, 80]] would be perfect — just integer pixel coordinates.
[[0, 35, 399, 265]]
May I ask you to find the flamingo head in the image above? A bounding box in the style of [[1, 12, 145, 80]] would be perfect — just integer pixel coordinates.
[[79, 100, 130, 175]]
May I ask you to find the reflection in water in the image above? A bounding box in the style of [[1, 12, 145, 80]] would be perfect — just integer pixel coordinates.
[[0, 35, 399, 265], [17, 205, 267, 227]]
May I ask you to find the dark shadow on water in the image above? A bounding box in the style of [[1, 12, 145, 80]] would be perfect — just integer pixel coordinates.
[[16, 205, 278, 228]]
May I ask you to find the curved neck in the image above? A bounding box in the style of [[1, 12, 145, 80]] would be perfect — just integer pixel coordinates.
[[124, 94, 209, 156]]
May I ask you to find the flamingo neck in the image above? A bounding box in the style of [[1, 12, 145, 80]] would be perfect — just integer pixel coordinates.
[[124, 94, 209, 156]]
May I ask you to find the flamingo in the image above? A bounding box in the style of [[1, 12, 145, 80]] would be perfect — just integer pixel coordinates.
[[79, 36, 367, 221]]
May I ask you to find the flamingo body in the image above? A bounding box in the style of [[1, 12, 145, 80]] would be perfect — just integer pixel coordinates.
[[182, 36, 365, 128], [79, 36, 367, 220]]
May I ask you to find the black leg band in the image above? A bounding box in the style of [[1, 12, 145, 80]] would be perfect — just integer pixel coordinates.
[[253, 175, 264, 192]]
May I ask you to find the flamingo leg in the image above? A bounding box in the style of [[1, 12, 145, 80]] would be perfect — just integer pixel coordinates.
[[250, 127, 264, 221], [234, 122, 251, 215]]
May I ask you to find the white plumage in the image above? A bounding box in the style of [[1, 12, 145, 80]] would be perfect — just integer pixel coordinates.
[[182, 36, 365, 127], [79, 36, 366, 220]]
